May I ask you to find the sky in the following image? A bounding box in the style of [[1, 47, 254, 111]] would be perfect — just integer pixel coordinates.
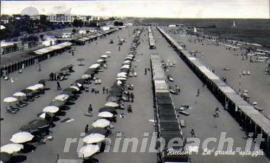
[[1, 0, 269, 18]]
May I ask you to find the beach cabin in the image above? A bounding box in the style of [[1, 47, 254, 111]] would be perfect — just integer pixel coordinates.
[[168, 24, 176, 28]]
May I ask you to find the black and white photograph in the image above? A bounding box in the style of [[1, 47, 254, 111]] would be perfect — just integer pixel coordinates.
[[0, 1, 269, 163]]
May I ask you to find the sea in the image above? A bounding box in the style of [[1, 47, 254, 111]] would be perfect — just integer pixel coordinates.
[[141, 19, 270, 48]]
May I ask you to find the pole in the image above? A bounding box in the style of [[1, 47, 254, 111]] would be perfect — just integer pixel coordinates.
[[239, 74, 241, 94]]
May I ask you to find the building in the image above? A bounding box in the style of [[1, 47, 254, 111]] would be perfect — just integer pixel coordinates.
[[0, 15, 10, 24], [47, 14, 76, 23], [30, 15, 41, 20]]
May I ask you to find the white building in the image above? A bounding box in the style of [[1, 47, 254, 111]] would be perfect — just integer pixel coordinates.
[[47, 14, 76, 23]]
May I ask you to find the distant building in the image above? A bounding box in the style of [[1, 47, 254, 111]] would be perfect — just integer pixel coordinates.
[[0, 15, 10, 24], [30, 15, 40, 20], [47, 14, 76, 23]]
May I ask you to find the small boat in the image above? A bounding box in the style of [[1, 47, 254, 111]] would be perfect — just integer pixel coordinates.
[[169, 89, 178, 95], [179, 110, 190, 116], [167, 75, 174, 82]]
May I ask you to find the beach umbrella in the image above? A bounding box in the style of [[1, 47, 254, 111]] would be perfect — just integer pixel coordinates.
[[83, 133, 105, 144], [3, 97, 17, 103], [97, 59, 104, 63], [20, 119, 50, 133], [99, 107, 117, 114], [10, 132, 34, 143], [37, 112, 54, 120], [89, 64, 100, 69], [43, 106, 59, 113], [105, 102, 119, 107], [106, 51, 111, 54], [77, 58, 85, 64], [82, 74, 91, 79], [92, 119, 110, 128], [0, 152, 12, 162], [26, 86, 38, 91], [34, 83, 44, 89], [117, 80, 122, 85], [98, 111, 114, 118], [0, 144, 23, 154], [116, 77, 127, 81], [54, 94, 69, 101], [117, 73, 127, 78], [123, 60, 131, 64], [13, 92, 26, 98], [70, 86, 80, 91], [87, 128, 108, 136], [121, 65, 130, 69], [78, 144, 100, 158], [72, 82, 82, 88], [101, 55, 108, 58]]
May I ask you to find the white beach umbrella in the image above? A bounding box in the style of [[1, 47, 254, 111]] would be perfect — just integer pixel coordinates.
[[43, 106, 59, 113], [117, 73, 127, 78], [101, 55, 108, 58], [97, 59, 104, 63], [116, 77, 127, 81], [117, 80, 122, 85], [0, 144, 23, 154], [98, 111, 114, 118], [78, 144, 100, 158], [105, 102, 119, 107], [76, 83, 83, 87], [70, 86, 80, 91], [83, 133, 105, 144], [89, 64, 100, 69], [10, 132, 34, 143], [106, 51, 111, 54], [123, 60, 131, 64], [26, 86, 38, 91], [34, 83, 44, 89], [13, 92, 26, 97], [82, 74, 91, 79], [121, 65, 130, 69], [3, 97, 17, 103], [54, 94, 69, 101], [92, 119, 110, 128]]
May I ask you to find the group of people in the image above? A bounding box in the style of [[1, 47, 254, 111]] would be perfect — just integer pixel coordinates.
[[144, 68, 150, 75], [91, 86, 110, 94], [125, 91, 135, 102], [49, 72, 62, 81]]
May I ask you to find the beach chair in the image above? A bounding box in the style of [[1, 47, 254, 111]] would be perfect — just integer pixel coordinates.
[[6, 106, 19, 114]]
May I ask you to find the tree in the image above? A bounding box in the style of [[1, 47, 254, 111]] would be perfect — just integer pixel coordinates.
[[114, 21, 124, 26]]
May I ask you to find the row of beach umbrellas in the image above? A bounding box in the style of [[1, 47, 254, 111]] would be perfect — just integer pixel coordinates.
[[77, 31, 142, 159], [3, 83, 45, 105]]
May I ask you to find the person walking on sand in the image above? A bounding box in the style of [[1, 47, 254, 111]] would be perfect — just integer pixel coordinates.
[[85, 124, 89, 133], [196, 88, 200, 97], [190, 129, 196, 137], [103, 87, 106, 94], [57, 81, 62, 90], [130, 92, 134, 102], [88, 104, 93, 113]]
